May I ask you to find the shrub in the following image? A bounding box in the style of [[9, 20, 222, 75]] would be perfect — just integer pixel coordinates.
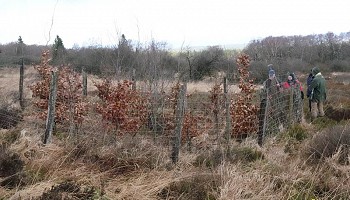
[[230, 54, 258, 139], [29, 50, 88, 125], [94, 79, 148, 134]]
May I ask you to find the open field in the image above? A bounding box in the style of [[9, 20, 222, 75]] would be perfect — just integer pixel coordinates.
[[1, 66, 350, 199]]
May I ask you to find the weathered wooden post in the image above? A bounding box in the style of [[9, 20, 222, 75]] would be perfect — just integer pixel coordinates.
[[213, 84, 220, 140], [258, 88, 269, 146], [19, 58, 24, 110], [82, 66, 87, 96], [288, 87, 294, 125], [132, 68, 136, 91], [44, 70, 58, 144], [223, 77, 233, 158], [262, 97, 269, 142], [224, 77, 231, 141], [171, 83, 187, 164]]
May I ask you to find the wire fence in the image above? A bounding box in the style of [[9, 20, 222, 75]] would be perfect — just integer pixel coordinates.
[[257, 78, 303, 145], [0, 65, 305, 162]]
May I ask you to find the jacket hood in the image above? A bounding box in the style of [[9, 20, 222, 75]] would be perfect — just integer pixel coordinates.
[[312, 67, 320, 76]]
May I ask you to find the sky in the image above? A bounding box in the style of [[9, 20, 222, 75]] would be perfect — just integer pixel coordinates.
[[1, 0, 350, 49]]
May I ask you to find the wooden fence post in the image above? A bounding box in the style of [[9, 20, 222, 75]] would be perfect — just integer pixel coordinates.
[[82, 67, 87, 96], [258, 89, 269, 146], [19, 58, 24, 110], [262, 92, 269, 140], [132, 68, 136, 91], [44, 70, 58, 144], [288, 87, 294, 125], [171, 83, 187, 164], [224, 77, 231, 141]]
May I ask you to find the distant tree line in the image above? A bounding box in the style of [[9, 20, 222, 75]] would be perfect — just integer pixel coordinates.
[[1, 31, 350, 83], [244, 32, 350, 82]]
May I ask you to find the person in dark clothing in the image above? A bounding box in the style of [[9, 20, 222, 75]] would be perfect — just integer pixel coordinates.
[[309, 67, 327, 120], [258, 65, 282, 146], [306, 72, 314, 112]]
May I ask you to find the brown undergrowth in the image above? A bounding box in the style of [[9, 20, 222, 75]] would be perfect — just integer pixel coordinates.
[[1, 68, 350, 200]]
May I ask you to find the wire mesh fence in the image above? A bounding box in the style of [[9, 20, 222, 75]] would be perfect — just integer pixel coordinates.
[[257, 78, 303, 145], [0, 65, 305, 162]]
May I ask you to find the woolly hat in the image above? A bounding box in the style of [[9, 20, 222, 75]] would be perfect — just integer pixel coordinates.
[[289, 73, 296, 81], [311, 67, 320, 76], [268, 64, 275, 76]]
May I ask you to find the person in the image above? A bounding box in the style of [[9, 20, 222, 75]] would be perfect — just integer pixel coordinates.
[[282, 73, 303, 95], [309, 67, 327, 120], [258, 65, 282, 146], [306, 72, 314, 112], [264, 67, 281, 94], [282, 72, 304, 123]]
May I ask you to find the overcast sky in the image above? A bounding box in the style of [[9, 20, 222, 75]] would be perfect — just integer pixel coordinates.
[[1, 0, 349, 49]]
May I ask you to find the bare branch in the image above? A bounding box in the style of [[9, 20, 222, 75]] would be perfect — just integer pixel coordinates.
[[46, 0, 59, 46]]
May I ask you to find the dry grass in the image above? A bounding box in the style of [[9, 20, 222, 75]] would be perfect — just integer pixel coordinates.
[[1, 68, 350, 200], [2, 126, 350, 200]]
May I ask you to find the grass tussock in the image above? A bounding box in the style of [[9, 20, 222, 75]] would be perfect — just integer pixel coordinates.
[[0, 105, 22, 129], [326, 105, 350, 122], [0, 144, 27, 189], [37, 180, 104, 200], [304, 124, 350, 165], [158, 173, 221, 200], [62, 134, 170, 176], [311, 116, 338, 130], [280, 124, 309, 155], [194, 146, 264, 168]]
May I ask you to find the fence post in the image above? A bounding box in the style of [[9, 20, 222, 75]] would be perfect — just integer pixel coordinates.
[[171, 83, 187, 164], [82, 66, 87, 96], [224, 77, 231, 141], [19, 58, 24, 110], [132, 68, 136, 91], [258, 89, 269, 146], [263, 93, 269, 137], [288, 87, 294, 125], [223, 77, 232, 155], [44, 70, 58, 144]]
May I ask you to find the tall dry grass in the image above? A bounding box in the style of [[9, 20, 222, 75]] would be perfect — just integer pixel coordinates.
[[1, 68, 350, 199]]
